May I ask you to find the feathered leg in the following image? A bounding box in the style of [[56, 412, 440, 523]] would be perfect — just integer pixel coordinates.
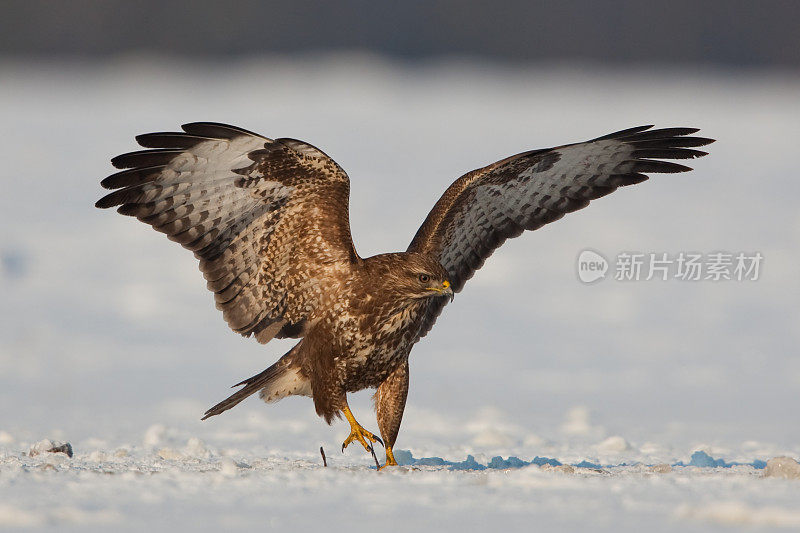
[[373, 360, 409, 469]]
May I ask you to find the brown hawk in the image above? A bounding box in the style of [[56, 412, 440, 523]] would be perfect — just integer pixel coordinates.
[[96, 122, 712, 468]]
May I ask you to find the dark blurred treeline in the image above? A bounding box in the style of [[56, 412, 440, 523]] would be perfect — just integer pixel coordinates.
[[2, 0, 798, 67]]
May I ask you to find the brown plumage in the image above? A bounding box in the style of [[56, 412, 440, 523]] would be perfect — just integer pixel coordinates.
[[96, 122, 713, 467]]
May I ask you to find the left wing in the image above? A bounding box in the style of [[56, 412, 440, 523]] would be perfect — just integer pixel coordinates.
[[407, 125, 714, 340], [96, 122, 358, 345]]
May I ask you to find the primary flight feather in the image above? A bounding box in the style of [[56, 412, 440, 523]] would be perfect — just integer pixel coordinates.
[[97, 122, 713, 468]]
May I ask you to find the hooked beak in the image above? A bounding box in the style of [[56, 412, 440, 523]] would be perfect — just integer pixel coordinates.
[[426, 280, 454, 302]]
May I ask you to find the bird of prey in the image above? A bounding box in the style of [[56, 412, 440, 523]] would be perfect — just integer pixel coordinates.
[[96, 122, 712, 468]]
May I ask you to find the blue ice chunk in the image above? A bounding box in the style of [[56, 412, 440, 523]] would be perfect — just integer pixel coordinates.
[[674, 454, 768, 469], [688, 450, 717, 467], [488, 456, 506, 469], [415, 456, 450, 466], [687, 450, 728, 468], [530, 456, 562, 467], [393, 449, 415, 466], [488, 456, 527, 469], [449, 455, 486, 471], [394, 451, 767, 471]]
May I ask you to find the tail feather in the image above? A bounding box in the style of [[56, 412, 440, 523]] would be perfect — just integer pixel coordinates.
[[202, 355, 312, 420], [202, 363, 285, 420]]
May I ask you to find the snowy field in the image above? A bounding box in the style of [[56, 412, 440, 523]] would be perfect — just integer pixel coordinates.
[[1, 56, 799, 531]]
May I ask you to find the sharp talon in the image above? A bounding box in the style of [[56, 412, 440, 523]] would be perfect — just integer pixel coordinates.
[[374, 435, 384, 447], [341, 443, 345, 453]]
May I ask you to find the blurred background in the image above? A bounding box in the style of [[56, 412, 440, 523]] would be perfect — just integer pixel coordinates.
[[1, 1, 798, 461], [4, 0, 800, 67]]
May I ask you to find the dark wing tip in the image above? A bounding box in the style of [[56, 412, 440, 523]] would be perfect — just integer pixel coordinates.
[[95, 186, 145, 210], [136, 132, 176, 148], [95, 193, 118, 209], [618, 127, 714, 175], [100, 166, 163, 190], [134, 133, 155, 146], [597, 126, 715, 147], [135, 132, 215, 149], [591, 125, 654, 141], [181, 122, 263, 139], [631, 148, 709, 160], [109, 153, 131, 169], [691, 137, 716, 147], [99, 175, 117, 190], [619, 127, 702, 141], [631, 160, 694, 173], [110, 148, 182, 170]]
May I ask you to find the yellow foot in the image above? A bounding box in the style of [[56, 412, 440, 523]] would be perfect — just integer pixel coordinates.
[[378, 447, 399, 471], [341, 425, 382, 452], [341, 406, 383, 453]]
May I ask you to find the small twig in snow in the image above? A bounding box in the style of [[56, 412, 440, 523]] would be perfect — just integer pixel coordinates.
[[368, 445, 380, 470]]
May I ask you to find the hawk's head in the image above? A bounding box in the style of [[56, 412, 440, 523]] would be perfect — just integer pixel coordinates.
[[366, 252, 453, 303]]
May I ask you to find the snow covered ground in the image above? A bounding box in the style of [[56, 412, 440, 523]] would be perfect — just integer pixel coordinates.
[[1, 56, 799, 531]]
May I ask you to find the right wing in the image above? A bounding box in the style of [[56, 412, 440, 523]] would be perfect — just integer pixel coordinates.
[[408, 125, 714, 341], [97, 122, 358, 344]]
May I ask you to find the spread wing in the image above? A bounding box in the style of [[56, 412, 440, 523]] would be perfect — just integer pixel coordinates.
[[97, 122, 357, 344], [407, 125, 714, 340]]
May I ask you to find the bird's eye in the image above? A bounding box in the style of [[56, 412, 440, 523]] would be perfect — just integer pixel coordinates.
[[418, 274, 430, 283]]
